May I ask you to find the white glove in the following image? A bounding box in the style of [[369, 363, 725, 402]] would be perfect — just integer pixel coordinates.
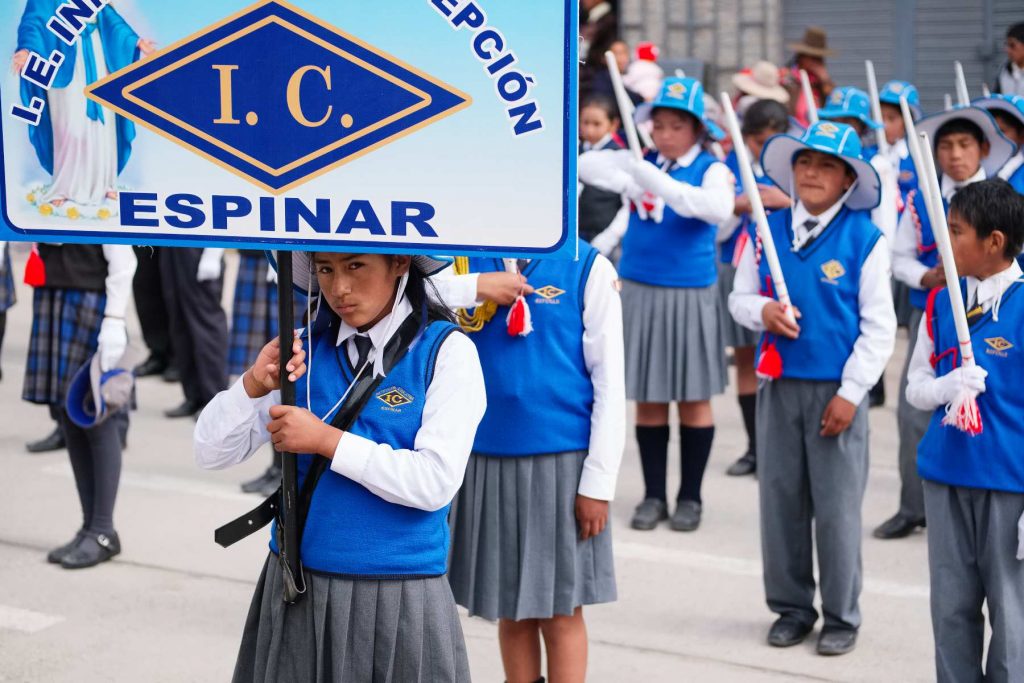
[[933, 365, 988, 405], [97, 317, 127, 372], [265, 263, 278, 284], [622, 179, 665, 224], [197, 248, 223, 282]]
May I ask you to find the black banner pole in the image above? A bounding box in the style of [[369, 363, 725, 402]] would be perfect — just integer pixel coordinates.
[[276, 251, 303, 603]]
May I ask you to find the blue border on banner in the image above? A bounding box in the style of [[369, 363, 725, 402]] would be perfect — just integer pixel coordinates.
[[0, 0, 579, 259]]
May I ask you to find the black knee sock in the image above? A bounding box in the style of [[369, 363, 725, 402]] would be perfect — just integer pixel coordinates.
[[62, 410, 123, 535], [677, 426, 715, 503], [739, 393, 757, 456], [636, 425, 670, 502], [60, 412, 95, 531]]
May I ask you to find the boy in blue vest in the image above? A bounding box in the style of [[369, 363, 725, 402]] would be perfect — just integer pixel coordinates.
[[974, 94, 1024, 193], [877, 81, 923, 211], [906, 179, 1024, 681], [729, 121, 896, 656], [880, 106, 1016, 540]]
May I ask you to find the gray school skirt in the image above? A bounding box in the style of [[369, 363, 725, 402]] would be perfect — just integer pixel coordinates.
[[448, 451, 617, 622], [233, 554, 471, 683], [621, 279, 727, 402], [716, 262, 759, 349]]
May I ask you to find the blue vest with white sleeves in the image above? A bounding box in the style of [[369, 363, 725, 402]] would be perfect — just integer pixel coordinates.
[[757, 207, 883, 382], [907, 190, 943, 310], [467, 241, 598, 456], [268, 313, 460, 577], [722, 150, 776, 265], [917, 278, 1024, 493], [618, 149, 721, 287]]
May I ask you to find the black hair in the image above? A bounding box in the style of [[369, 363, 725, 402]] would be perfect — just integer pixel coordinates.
[[948, 179, 1024, 259], [741, 99, 790, 136], [404, 260, 458, 324], [580, 94, 620, 123], [989, 108, 1024, 137], [934, 117, 985, 147], [1007, 22, 1024, 43], [792, 149, 856, 181], [651, 107, 701, 131]]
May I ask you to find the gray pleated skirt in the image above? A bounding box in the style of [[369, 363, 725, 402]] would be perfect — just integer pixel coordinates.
[[233, 554, 471, 683], [621, 279, 727, 402], [448, 451, 616, 622], [716, 262, 759, 349]]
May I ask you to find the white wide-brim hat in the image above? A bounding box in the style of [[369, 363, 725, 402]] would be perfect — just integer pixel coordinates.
[[269, 252, 451, 296], [915, 106, 1017, 178]]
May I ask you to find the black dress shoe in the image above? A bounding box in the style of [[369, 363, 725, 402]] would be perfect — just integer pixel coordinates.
[[873, 513, 926, 540], [630, 498, 668, 530], [60, 531, 120, 569], [134, 355, 169, 378], [164, 400, 201, 418], [162, 366, 181, 383], [670, 500, 702, 531], [241, 465, 282, 495], [26, 426, 65, 453], [727, 451, 756, 476], [47, 530, 86, 564], [767, 616, 814, 647], [817, 627, 857, 656]]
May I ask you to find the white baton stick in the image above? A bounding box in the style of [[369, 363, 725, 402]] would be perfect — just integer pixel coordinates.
[[605, 50, 643, 161], [954, 61, 971, 107], [720, 92, 796, 325], [800, 69, 819, 124], [865, 60, 890, 156]]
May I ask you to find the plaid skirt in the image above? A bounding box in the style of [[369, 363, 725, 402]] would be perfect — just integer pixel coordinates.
[[228, 253, 307, 377], [0, 248, 15, 313], [23, 288, 105, 405]]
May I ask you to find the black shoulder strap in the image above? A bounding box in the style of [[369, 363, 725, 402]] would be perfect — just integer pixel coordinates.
[[214, 311, 425, 549]]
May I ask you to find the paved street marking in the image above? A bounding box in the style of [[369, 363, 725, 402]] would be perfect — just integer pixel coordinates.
[[0, 605, 64, 633], [615, 541, 929, 600]]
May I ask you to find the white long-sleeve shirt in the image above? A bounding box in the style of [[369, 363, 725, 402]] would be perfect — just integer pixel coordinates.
[[728, 199, 897, 405], [892, 168, 987, 289], [431, 255, 626, 501], [906, 260, 1023, 411], [193, 296, 487, 512], [578, 144, 735, 225], [100, 244, 136, 319]]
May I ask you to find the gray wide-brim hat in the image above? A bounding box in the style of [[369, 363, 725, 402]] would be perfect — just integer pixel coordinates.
[[915, 105, 1017, 178], [268, 252, 451, 296]]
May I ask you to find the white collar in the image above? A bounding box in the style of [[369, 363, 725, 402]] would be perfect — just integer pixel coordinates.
[[584, 132, 613, 152], [967, 260, 1023, 320], [941, 167, 986, 200], [791, 197, 846, 248], [658, 144, 701, 169], [335, 295, 413, 350], [587, 2, 612, 22], [998, 152, 1024, 181], [891, 137, 910, 161], [1012, 62, 1024, 79]]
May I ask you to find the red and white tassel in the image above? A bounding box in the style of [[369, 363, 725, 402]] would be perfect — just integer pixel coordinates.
[[942, 387, 983, 435], [756, 340, 782, 380], [506, 294, 533, 337], [24, 244, 45, 287]]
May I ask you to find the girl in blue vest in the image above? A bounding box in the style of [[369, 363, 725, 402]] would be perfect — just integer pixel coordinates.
[[974, 94, 1024, 193], [720, 99, 791, 477], [439, 239, 624, 683], [882, 106, 1016, 541], [195, 252, 485, 683], [729, 121, 897, 656], [906, 179, 1024, 681], [579, 77, 735, 532]]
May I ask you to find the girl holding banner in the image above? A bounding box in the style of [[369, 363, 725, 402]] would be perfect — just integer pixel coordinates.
[[728, 120, 896, 656], [195, 252, 485, 682]]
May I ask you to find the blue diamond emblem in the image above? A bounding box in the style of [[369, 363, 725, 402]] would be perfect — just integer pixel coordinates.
[[86, 0, 470, 193]]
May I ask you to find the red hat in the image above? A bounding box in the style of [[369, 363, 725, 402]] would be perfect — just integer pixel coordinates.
[[635, 42, 659, 62]]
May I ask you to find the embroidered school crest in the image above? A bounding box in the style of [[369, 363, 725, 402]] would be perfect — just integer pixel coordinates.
[[666, 82, 687, 99], [376, 386, 414, 410], [984, 337, 1014, 357], [829, 91, 844, 105], [816, 122, 840, 138], [820, 259, 846, 284], [534, 285, 565, 303]]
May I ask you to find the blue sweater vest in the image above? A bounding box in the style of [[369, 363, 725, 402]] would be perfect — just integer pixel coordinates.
[[757, 207, 882, 382], [720, 151, 776, 266], [908, 190, 943, 310], [917, 279, 1024, 494], [269, 316, 459, 577], [618, 150, 721, 287], [1006, 160, 1024, 195], [467, 241, 598, 456], [896, 152, 919, 210]]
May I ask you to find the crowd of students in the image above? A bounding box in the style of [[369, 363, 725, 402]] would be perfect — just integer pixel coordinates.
[[7, 15, 1024, 683]]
